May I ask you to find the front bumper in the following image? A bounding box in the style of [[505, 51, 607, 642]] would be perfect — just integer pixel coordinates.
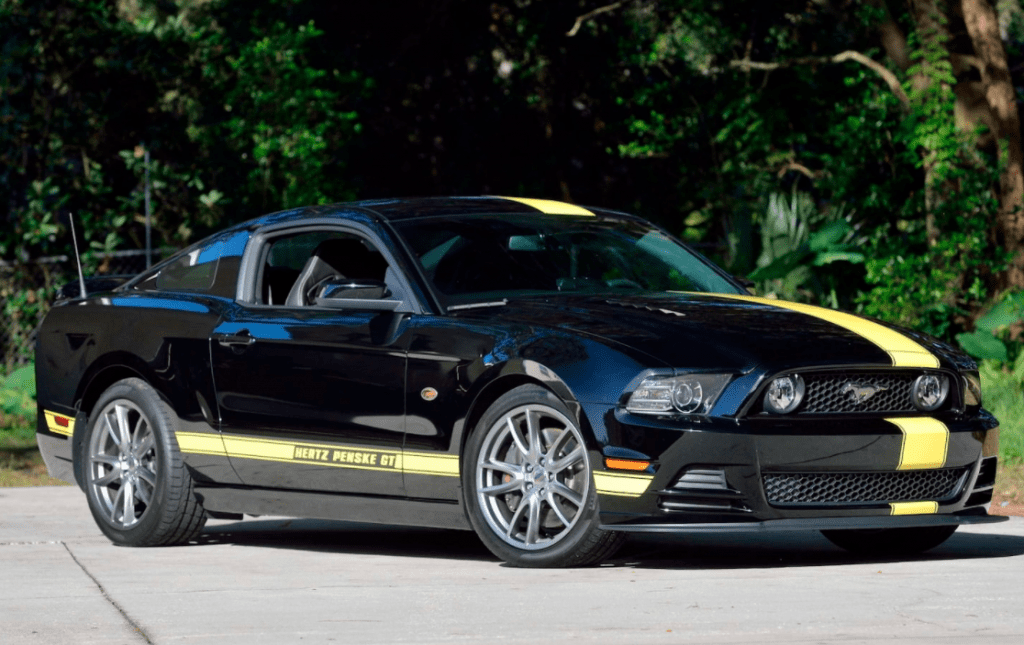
[[592, 406, 1005, 532]]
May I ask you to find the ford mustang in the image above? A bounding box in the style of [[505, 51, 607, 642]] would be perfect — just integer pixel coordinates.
[[35, 196, 1005, 566]]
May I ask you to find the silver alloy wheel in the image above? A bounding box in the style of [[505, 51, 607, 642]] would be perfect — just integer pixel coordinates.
[[474, 403, 590, 551], [88, 399, 158, 529]]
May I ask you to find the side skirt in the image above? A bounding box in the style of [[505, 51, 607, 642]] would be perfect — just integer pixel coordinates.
[[194, 485, 473, 531]]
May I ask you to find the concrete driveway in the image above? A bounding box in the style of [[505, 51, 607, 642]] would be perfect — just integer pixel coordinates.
[[2, 486, 1023, 644]]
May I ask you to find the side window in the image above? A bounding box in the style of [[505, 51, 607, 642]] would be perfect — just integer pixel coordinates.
[[155, 248, 219, 291], [132, 230, 248, 298], [258, 231, 389, 306]]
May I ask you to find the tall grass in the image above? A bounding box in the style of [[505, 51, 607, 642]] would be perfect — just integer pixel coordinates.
[[980, 358, 1024, 464]]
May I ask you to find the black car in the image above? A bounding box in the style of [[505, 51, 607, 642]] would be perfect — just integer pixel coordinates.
[[35, 197, 1005, 567]]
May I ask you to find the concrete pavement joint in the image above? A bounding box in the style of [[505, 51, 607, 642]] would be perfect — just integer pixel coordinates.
[[61, 541, 153, 644]]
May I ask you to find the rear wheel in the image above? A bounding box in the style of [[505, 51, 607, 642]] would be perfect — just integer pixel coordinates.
[[821, 525, 957, 556], [84, 378, 207, 546], [464, 385, 625, 567]]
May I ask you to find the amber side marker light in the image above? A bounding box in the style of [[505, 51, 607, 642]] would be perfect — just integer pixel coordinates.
[[605, 458, 651, 471]]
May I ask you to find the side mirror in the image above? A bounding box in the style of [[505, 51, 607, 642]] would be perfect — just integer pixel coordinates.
[[315, 278, 403, 311]]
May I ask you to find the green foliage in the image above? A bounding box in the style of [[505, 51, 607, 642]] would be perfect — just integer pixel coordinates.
[[0, 364, 36, 420], [956, 292, 1024, 362], [749, 190, 864, 303], [858, 68, 1002, 342], [979, 356, 1024, 463], [0, 0, 364, 259]]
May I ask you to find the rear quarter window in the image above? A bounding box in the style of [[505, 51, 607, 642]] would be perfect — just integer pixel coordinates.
[[135, 230, 249, 298]]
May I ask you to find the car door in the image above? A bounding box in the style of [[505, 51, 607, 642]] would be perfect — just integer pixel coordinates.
[[209, 227, 411, 496]]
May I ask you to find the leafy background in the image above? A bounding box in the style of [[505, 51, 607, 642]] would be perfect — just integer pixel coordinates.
[[1, 0, 1022, 477]]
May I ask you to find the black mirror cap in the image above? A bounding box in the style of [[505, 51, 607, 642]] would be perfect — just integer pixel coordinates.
[[319, 278, 388, 301], [314, 278, 403, 311]]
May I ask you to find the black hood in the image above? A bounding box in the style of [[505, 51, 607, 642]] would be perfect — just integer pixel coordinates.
[[453, 293, 958, 374]]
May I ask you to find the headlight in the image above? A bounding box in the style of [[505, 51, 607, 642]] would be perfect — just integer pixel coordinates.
[[963, 371, 982, 407], [763, 374, 805, 414], [911, 374, 949, 411], [626, 373, 732, 415]]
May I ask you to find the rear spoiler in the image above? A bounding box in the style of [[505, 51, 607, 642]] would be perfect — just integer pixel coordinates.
[[56, 275, 135, 301]]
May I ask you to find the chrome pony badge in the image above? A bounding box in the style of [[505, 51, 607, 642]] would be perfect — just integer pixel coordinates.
[[841, 382, 888, 404]]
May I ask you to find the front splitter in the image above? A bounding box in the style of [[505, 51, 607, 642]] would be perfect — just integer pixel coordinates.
[[601, 512, 1009, 533]]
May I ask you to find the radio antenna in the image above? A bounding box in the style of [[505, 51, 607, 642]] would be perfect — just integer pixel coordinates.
[[68, 212, 87, 299]]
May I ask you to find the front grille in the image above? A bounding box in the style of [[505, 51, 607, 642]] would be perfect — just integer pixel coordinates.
[[800, 371, 917, 413], [764, 467, 969, 506]]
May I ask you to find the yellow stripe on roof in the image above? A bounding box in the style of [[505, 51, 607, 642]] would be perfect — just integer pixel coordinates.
[[499, 197, 594, 216], [709, 294, 940, 368]]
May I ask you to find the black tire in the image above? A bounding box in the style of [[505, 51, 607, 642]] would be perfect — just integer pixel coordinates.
[[821, 525, 958, 556], [463, 385, 625, 567], [83, 378, 207, 546]]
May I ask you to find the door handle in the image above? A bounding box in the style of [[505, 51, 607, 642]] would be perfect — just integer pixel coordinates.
[[213, 330, 256, 348]]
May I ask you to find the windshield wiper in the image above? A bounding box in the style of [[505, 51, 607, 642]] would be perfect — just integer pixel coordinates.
[[447, 299, 509, 312]]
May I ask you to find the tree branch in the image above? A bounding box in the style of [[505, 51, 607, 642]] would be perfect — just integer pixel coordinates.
[[566, 2, 624, 37], [730, 50, 909, 107]]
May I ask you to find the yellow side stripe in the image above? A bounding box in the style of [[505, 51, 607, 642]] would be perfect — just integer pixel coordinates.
[[401, 452, 460, 476], [890, 501, 938, 515], [593, 471, 653, 498], [499, 196, 595, 216], [176, 432, 458, 477], [705, 294, 940, 368], [888, 417, 949, 470], [176, 432, 229, 456], [43, 410, 74, 437]]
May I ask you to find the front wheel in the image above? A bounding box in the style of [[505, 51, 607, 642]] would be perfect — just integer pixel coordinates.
[[821, 525, 957, 556], [463, 385, 625, 567], [83, 378, 207, 546]]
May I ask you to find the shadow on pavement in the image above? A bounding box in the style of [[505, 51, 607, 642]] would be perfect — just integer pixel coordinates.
[[607, 527, 1024, 570], [193, 517, 1024, 569], [196, 518, 498, 562]]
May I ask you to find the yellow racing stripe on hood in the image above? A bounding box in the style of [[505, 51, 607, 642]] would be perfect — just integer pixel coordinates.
[[499, 197, 595, 216], [709, 294, 940, 368]]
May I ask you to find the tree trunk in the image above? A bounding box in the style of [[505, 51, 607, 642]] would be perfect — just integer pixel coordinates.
[[908, 0, 955, 248], [961, 0, 1024, 289]]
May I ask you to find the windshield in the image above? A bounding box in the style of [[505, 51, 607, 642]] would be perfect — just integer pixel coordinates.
[[393, 214, 741, 306]]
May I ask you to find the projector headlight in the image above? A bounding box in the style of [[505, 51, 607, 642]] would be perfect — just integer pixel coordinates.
[[626, 373, 732, 415], [912, 374, 949, 411]]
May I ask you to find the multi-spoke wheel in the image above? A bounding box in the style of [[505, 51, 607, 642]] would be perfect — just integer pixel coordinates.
[[89, 399, 158, 528], [83, 378, 207, 546], [464, 385, 624, 567]]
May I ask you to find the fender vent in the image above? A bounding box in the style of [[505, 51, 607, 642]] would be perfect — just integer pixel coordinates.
[[659, 468, 750, 514]]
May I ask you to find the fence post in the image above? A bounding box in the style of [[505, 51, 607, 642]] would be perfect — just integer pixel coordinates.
[[144, 147, 152, 269]]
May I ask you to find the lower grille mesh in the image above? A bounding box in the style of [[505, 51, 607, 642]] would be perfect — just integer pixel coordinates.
[[764, 468, 968, 506]]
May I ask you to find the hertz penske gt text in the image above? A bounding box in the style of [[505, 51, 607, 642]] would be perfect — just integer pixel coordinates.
[[36, 197, 1006, 566]]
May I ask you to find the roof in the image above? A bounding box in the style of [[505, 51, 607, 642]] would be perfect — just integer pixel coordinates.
[[242, 196, 629, 229]]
